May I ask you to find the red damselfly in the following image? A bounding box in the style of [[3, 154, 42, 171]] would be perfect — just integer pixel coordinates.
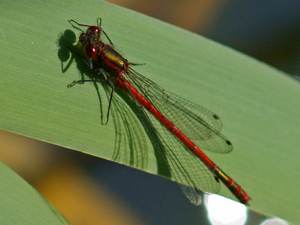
[[67, 19, 250, 204]]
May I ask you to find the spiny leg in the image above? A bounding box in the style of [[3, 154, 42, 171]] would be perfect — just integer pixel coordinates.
[[104, 80, 115, 124], [67, 74, 115, 125], [67, 79, 94, 88], [128, 62, 146, 66]]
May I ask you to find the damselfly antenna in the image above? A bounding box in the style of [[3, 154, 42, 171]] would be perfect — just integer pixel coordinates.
[[97, 17, 102, 27], [68, 18, 114, 46], [68, 19, 90, 32]]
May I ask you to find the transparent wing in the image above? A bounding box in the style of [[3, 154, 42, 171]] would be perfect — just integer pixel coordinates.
[[103, 85, 149, 169], [126, 68, 233, 153], [103, 75, 221, 206], [141, 105, 220, 204]]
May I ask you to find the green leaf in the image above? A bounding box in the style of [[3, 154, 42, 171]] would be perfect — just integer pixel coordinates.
[[0, 162, 69, 225], [1, 0, 300, 223]]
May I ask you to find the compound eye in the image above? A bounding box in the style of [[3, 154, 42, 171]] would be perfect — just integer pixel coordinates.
[[87, 26, 99, 34], [86, 26, 101, 42], [93, 27, 101, 40]]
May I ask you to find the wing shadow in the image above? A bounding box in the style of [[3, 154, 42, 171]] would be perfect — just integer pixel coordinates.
[[57, 29, 172, 177]]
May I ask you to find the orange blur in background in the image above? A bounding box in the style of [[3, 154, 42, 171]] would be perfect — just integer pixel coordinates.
[[0, 2, 223, 224]]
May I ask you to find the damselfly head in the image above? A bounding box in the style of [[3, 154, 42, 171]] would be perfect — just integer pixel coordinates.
[[85, 26, 102, 43], [68, 19, 101, 43]]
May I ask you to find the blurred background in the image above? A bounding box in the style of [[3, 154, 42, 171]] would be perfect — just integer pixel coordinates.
[[110, 0, 300, 78], [1, 0, 299, 224]]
